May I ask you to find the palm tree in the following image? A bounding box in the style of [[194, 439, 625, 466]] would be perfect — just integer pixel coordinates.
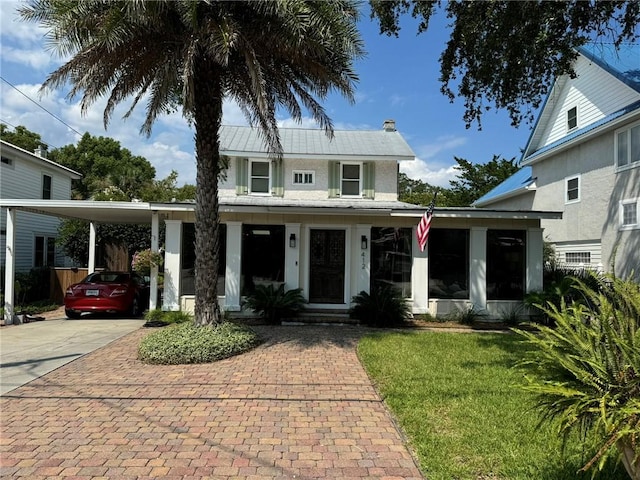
[[21, 0, 364, 326]]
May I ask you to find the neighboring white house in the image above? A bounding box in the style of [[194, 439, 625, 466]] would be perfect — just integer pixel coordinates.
[[475, 44, 640, 278], [2, 121, 561, 322], [0, 140, 82, 272]]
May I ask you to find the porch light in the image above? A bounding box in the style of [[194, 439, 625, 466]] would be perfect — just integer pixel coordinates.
[[289, 233, 296, 248], [361, 235, 368, 250]]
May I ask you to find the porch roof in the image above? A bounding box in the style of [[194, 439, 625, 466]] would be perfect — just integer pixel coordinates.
[[0, 198, 562, 222]]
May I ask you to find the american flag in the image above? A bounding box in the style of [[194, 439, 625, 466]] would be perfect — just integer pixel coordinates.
[[416, 194, 437, 252]]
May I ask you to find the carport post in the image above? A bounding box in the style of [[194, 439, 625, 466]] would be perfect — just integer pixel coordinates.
[[149, 211, 159, 310], [3, 208, 16, 324], [88, 221, 96, 273]]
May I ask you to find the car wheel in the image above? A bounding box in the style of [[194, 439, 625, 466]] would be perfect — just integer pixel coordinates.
[[65, 309, 81, 319], [130, 296, 141, 317]]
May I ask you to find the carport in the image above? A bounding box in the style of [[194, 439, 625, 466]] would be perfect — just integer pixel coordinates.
[[1, 199, 163, 324]]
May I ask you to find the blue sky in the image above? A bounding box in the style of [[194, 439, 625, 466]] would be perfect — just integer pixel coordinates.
[[0, 2, 534, 187]]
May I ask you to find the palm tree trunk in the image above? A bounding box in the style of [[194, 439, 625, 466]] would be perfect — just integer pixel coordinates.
[[617, 438, 640, 480], [193, 58, 223, 327]]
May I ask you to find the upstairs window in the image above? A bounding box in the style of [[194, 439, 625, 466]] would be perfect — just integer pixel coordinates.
[[616, 122, 640, 170], [565, 175, 580, 203], [42, 174, 52, 199], [1, 156, 12, 166], [341, 163, 361, 197], [293, 170, 314, 185], [621, 199, 639, 229], [249, 160, 270, 195], [567, 106, 578, 131]]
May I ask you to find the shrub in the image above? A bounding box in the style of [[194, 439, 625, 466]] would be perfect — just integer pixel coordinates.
[[242, 284, 306, 325], [138, 321, 262, 364], [131, 248, 163, 276], [349, 284, 410, 327], [446, 304, 485, 325], [516, 273, 640, 479]]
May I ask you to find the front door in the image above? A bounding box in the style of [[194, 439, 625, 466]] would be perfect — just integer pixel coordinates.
[[309, 229, 345, 304]]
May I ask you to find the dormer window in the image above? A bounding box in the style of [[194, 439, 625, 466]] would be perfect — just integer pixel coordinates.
[[567, 106, 578, 131], [249, 160, 270, 195]]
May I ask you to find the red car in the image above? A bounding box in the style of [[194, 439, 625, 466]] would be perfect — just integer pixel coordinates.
[[64, 271, 149, 319]]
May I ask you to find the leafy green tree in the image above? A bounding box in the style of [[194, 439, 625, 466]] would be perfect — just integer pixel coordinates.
[[0, 124, 46, 153], [447, 155, 519, 206], [370, 1, 639, 128], [140, 171, 197, 203], [517, 274, 640, 479], [21, 0, 363, 326], [49, 132, 155, 200]]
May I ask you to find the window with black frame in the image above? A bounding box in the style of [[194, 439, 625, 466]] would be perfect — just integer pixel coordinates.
[[486, 230, 526, 300], [181, 223, 226, 296], [428, 229, 470, 299], [371, 227, 412, 297], [241, 225, 285, 296]]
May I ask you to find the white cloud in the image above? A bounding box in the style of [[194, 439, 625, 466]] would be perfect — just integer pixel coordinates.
[[400, 158, 459, 188], [415, 134, 468, 160]]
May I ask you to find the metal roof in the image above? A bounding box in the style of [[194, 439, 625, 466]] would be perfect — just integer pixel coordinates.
[[473, 167, 536, 207], [0, 198, 562, 222], [219, 125, 416, 161]]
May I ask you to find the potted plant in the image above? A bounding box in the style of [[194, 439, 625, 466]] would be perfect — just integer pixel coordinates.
[[131, 248, 163, 277]]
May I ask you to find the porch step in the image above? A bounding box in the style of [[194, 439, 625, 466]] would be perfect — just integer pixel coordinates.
[[284, 311, 358, 325]]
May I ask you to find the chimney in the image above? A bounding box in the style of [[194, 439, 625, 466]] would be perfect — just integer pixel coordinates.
[[382, 119, 396, 132], [34, 145, 47, 158]]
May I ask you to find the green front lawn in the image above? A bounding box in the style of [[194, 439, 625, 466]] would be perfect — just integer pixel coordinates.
[[358, 331, 627, 480]]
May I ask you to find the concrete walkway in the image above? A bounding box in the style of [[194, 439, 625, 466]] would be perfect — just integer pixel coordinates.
[[0, 325, 423, 479], [0, 317, 145, 395]]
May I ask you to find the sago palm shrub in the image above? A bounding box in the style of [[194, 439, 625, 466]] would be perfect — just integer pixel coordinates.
[[349, 283, 411, 327], [516, 273, 640, 479], [242, 284, 306, 325]]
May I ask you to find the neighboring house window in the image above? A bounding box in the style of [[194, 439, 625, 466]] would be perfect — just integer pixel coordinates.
[[42, 174, 52, 199], [616, 122, 640, 169], [1, 156, 12, 166], [249, 160, 270, 195], [34, 236, 56, 267], [428, 229, 470, 299], [487, 230, 526, 301], [565, 252, 591, 264], [341, 163, 362, 196], [371, 227, 413, 298], [565, 175, 580, 203], [293, 170, 315, 185], [621, 199, 639, 229], [567, 106, 578, 131]]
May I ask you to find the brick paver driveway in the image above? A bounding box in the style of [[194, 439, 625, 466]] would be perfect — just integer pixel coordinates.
[[0, 325, 423, 479]]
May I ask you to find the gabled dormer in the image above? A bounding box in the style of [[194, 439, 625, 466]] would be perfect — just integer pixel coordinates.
[[218, 121, 415, 202], [522, 44, 640, 165]]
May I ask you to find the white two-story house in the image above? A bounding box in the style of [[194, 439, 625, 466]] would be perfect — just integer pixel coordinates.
[[475, 44, 640, 279], [2, 121, 560, 322], [0, 140, 81, 272]]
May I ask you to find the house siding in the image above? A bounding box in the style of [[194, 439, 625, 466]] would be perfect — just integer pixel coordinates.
[[219, 156, 399, 201], [1, 143, 77, 271], [538, 54, 640, 150]]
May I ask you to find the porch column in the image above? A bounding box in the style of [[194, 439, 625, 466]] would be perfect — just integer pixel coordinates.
[[88, 221, 97, 273], [3, 208, 16, 324], [526, 227, 544, 293], [470, 227, 487, 312], [412, 225, 429, 314], [285, 223, 300, 290], [224, 222, 242, 311], [149, 211, 159, 310], [355, 224, 371, 296], [163, 220, 182, 311]]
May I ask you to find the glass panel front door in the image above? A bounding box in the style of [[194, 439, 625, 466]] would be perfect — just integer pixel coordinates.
[[309, 229, 345, 304]]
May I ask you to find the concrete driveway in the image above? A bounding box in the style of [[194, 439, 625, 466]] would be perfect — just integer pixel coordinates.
[[0, 316, 144, 395]]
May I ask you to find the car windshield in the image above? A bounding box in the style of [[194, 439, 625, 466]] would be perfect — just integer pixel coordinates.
[[85, 273, 129, 283]]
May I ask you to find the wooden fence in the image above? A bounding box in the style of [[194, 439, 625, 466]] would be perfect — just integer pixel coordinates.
[[50, 268, 89, 304]]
